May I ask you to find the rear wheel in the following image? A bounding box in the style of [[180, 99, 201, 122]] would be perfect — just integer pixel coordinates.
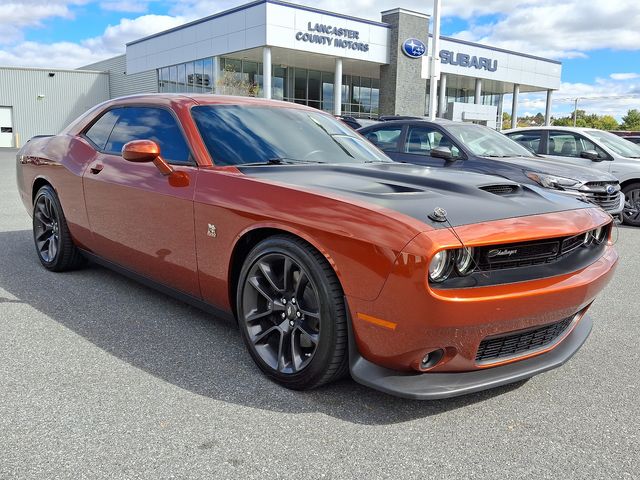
[[622, 182, 640, 227], [236, 235, 348, 390], [32, 185, 85, 271]]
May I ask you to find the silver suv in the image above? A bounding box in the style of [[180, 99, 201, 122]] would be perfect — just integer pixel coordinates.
[[505, 126, 640, 226]]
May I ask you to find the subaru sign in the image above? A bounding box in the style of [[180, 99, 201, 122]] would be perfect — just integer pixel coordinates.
[[440, 50, 498, 72], [402, 38, 426, 58]]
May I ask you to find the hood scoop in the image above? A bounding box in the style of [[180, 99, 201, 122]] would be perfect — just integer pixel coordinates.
[[479, 184, 521, 196]]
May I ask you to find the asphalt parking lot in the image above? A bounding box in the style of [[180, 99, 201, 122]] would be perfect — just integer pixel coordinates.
[[0, 148, 638, 479]]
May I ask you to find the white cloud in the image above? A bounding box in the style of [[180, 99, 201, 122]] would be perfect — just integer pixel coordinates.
[[611, 73, 640, 81], [447, 0, 640, 60], [0, 14, 188, 68], [100, 1, 151, 13], [0, 1, 89, 44], [505, 78, 640, 120]]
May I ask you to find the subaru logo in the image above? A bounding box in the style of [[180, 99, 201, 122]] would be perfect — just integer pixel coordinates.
[[606, 185, 617, 195], [402, 38, 426, 58]]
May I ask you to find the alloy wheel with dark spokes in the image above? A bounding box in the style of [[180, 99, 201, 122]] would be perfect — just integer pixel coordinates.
[[34, 194, 60, 263], [623, 186, 640, 225], [242, 253, 321, 374]]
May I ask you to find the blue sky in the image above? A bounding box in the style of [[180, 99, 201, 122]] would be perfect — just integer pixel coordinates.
[[2, 0, 640, 119]]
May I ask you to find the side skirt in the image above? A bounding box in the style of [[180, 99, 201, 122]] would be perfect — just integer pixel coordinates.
[[80, 250, 236, 323]]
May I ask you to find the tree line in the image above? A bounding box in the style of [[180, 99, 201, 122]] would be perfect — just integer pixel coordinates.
[[502, 109, 640, 131]]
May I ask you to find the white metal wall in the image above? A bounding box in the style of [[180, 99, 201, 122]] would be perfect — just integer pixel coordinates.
[[0, 67, 109, 147], [82, 54, 158, 99]]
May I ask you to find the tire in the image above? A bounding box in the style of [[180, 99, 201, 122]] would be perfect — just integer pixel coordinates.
[[236, 234, 348, 390], [622, 182, 640, 227], [32, 185, 85, 271]]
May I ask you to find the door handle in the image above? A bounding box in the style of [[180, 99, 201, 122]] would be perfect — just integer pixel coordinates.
[[90, 164, 104, 175]]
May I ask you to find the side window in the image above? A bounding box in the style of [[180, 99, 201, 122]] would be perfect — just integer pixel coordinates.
[[104, 107, 191, 164], [84, 111, 118, 150], [548, 131, 606, 159], [404, 126, 461, 158], [506, 131, 542, 154], [548, 133, 580, 157], [364, 127, 402, 152]]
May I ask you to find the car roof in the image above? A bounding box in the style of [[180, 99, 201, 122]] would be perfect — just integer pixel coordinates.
[[358, 118, 461, 129], [99, 93, 316, 111], [504, 126, 600, 134]]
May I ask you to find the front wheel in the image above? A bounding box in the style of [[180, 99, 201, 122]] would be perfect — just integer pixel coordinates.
[[236, 235, 348, 390], [32, 185, 85, 271], [622, 182, 640, 227]]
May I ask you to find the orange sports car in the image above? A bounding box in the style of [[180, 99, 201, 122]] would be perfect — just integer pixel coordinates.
[[16, 94, 618, 399]]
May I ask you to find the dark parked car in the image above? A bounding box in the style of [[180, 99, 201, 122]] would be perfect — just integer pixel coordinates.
[[359, 119, 624, 216], [337, 116, 379, 129]]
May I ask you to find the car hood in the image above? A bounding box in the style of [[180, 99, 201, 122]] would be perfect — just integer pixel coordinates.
[[486, 155, 618, 183], [238, 162, 591, 228]]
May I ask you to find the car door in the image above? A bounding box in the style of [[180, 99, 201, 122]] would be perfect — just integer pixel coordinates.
[[542, 130, 610, 173], [393, 124, 464, 167], [81, 106, 201, 297], [360, 125, 404, 159], [505, 130, 544, 154]]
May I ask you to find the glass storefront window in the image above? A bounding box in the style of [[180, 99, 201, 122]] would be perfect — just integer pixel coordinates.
[[272, 66, 286, 100], [308, 70, 321, 109], [177, 63, 186, 92], [294, 68, 307, 104], [156, 56, 380, 115], [185, 61, 194, 93], [169, 65, 177, 93], [321, 72, 334, 113], [202, 58, 213, 93]]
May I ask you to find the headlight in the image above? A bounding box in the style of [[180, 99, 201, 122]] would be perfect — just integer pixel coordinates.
[[455, 247, 475, 275], [429, 251, 452, 282], [526, 172, 581, 189]]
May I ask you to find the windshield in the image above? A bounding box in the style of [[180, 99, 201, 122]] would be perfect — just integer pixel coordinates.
[[191, 105, 391, 166], [446, 123, 535, 158], [586, 130, 640, 158]]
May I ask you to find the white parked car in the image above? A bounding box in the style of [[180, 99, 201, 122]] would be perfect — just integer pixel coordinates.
[[504, 126, 640, 226]]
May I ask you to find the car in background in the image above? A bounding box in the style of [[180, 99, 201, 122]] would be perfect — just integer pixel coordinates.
[[623, 136, 640, 145], [358, 119, 624, 217], [337, 116, 379, 129], [504, 126, 640, 226], [338, 115, 421, 130], [15, 94, 618, 399]]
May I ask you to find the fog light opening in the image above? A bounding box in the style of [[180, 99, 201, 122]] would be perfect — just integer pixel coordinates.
[[420, 349, 445, 371]]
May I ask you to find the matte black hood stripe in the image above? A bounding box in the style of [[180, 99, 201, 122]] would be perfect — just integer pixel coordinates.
[[238, 162, 590, 228]]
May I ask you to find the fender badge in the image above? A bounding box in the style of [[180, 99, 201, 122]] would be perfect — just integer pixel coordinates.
[[207, 224, 217, 238]]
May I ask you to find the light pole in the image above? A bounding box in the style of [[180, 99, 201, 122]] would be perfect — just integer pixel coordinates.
[[573, 97, 580, 126], [427, 0, 441, 120]]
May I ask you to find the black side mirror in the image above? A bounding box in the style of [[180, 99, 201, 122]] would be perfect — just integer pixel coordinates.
[[580, 150, 601, 161], [431, 146, 454, 160]]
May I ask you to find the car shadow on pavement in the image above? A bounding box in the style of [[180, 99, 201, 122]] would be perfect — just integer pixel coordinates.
[[0, 229, 525, 425]]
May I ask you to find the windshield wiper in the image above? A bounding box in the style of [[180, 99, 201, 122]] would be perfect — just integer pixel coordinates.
[[482, 154, 512, 158], [242, 157, 324, 166]]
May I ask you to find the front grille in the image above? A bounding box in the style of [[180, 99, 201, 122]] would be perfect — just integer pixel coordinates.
[[477, 239, 560, 270], [475, 316, 574, 363], [581, 191, 621, 212], [480, 184, 519, 195]]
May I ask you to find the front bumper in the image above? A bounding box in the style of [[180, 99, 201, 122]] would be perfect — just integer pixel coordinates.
[[344, 209, 617, 398], [349, 313, 592, 400]]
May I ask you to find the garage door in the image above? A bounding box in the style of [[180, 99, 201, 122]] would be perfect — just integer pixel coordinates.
[[0, 107, 14, 148]]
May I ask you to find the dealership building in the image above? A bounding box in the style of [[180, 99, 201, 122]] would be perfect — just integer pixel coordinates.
[[0, 0, 561, 147]]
